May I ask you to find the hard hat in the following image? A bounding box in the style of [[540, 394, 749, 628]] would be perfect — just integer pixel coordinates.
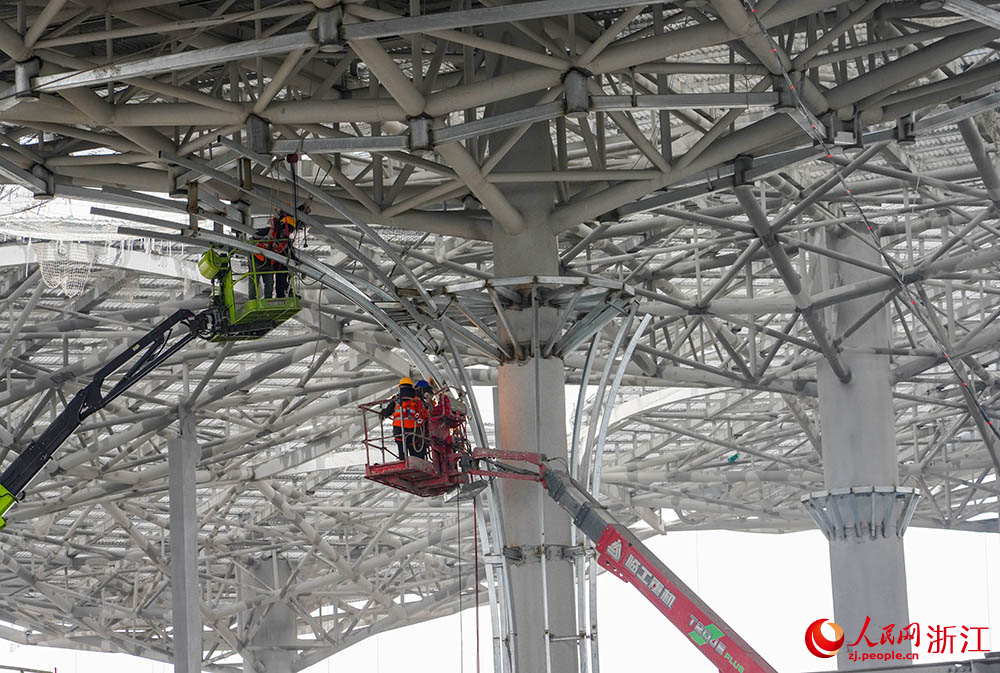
[[399, 377, 414, 386], [415, 380, 430, 389]]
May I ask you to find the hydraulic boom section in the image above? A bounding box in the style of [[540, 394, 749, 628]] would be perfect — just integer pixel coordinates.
[[542, 467, 778, 673], [0, 307, 219, 530], [463, 450, 778, 673]]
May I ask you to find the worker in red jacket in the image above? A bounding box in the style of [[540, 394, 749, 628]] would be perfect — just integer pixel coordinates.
[[253, 204, 307, 299]]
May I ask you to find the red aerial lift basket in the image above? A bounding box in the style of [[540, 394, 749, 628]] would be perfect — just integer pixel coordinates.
[[360, 390, 471, 497]]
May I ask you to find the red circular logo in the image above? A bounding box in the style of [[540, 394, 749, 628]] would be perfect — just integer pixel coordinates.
[[805, 618, 844, 658]]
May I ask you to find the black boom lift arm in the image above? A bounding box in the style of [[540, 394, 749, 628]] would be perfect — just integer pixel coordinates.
[[0, 308, 217, 529]]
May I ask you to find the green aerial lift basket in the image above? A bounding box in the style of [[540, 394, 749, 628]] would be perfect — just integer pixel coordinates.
[[198, 248, 301, 342], [228, 293, 301, 333], [0, 483, 15, 530]]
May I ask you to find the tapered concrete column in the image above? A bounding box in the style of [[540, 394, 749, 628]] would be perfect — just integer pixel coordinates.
[[240, 555, 297, 673], [811, 226, 912, 667], [169, 407, 202, 673], [497, 356, 578, 672]]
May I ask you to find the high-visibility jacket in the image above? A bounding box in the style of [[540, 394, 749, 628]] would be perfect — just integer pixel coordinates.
[[392, 396, 425, 430], [254, 212, 295, 262]]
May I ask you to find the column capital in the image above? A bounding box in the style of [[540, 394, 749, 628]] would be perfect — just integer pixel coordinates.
[[801, 486, 920, 542]]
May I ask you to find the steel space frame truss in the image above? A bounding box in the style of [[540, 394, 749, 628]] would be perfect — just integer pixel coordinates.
[[1, 0, 1000, 671]]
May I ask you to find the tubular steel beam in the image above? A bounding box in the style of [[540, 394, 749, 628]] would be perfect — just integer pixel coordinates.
[[342, 0, 656, 40], [734, 185, 852, 383], [32, 32, 316, 93], [589, 92, 781, 111], [944, 0, 1000, 30], [168, 408, 202, 673], [271, 135, 409, 154]]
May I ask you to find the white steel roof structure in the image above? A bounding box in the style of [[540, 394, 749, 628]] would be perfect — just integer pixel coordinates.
[[0, 0, 999, 670]]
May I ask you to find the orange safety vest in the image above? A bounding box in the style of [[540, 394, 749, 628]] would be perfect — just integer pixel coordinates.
[[392, 397, 425, 430], [254, 213, 295, 262]]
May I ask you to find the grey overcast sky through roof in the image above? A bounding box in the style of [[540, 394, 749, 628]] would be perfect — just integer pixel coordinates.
[[3, 527, 998, 672]]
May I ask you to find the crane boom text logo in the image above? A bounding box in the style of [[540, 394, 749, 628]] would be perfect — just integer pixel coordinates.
[[689, 616, 726, 656], [805, 619, 845, 658], [689, 616, 746, 673], [623, 553, 676, 610]]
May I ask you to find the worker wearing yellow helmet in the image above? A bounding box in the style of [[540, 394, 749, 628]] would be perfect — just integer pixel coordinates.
[[380, 377, 428, 459]]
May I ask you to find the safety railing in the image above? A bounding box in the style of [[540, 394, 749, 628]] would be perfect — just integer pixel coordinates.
[[360, 397, 431, 464]]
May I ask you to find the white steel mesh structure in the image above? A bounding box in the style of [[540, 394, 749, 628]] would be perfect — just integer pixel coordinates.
[[0, 0, 999, 670]]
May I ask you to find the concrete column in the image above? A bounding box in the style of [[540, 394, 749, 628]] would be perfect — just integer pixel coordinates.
[[497, 357, 578, 672], [485, 26, 579, 671], [813, 226, 911, 666], [169, 407, 202, 673], [241, 555, 297, 673]]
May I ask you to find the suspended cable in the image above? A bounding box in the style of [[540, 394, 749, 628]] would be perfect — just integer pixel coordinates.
[[474, 495, 481, 673], [457, 491, 465, 673]]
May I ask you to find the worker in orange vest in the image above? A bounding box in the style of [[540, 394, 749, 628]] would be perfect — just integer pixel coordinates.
[[380, 377, 428, 459]]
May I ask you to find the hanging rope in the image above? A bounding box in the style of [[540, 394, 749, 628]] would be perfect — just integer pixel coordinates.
[[457, 493, 465, 673], [474, 496, 481, 673], [286, 152, 307, 251], [288, 153, 298, 211]]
